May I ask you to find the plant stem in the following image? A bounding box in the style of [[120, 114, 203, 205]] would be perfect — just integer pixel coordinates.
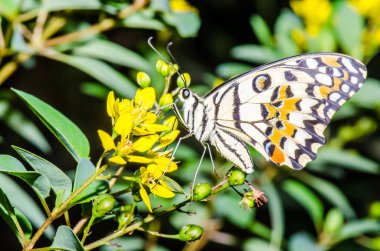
[[136, 227, 180, 239], [25, 164, 109, 250], [81, 216, 95, 244], [0, 52, 31, 86]]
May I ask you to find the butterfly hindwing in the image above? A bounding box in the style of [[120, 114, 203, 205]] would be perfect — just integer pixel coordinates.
[[206, 53, 367, 170]]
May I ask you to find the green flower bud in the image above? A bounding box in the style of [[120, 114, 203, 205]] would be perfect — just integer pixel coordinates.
[[372, 236, 380, 250], [323, 208, 344, 235], [169, 64, 179, 75], [156, 59, 165, 73], [369, 201, 380, 219], [228, 169, 246, 186], [92, 193, 116, 218], [193, 183, 212, 201], [179, 224, 204, 241], [161, 63, 170, 77], [136, 72, 151, 88], [159, 93, 174, 111], [240, 191, 255, 209], [177, 73, 191, 88]]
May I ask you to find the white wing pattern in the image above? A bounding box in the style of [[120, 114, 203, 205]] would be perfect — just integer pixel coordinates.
[[204, 53, 367, 171]]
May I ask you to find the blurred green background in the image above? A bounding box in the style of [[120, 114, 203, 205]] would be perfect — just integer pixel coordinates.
[[1, 0, 380, 250]]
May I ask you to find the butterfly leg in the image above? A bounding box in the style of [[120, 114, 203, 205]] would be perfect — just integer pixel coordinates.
[[190, 143, 208, 199], [205, 143, 221, 178], [155, 102, 188, 128]]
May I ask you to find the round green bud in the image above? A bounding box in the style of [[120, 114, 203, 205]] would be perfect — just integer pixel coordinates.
[[193, 183, 212, 201], [177, 73, 191, 88], [372, 236, 380, 250], [92, 193, 116, 218], [369, 201, 380, 219], [228, 169, 246, 186], [169, 64, 179, 75], [160, 63, 170, 77], [323, 208, 344, 234], [136, 72, 151, 88], [156, 59, 165, 73], [179, 224, 204, 241], [159, 93, 174, 111]]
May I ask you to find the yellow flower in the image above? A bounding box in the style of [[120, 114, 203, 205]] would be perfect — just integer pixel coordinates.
[[290, 0, 332, 36], [170, 0, 198, 13], [139, 164, 176, 212], [350, 0, 380, 19]]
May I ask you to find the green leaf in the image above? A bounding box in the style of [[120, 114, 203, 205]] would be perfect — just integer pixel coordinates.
[[73, 40, 152, 72], [231, 44, 280, 64], [150, 0, 170, 12], [71, 158, 107, 205], [0, 154, 51, 199], [173, 12, 201, 37], [216, 62, 252, 79], [244, 238, 277, 251], [0, 188, 32, 246], [350, 78, 380, 109], [13, 89, 89, 161], [337, 219, 380, 241], [0, 0, 19, 20], [262, 178, 284, 248], [50, 226, 84, 251], [80, 82, 109, 99], [274, 9, 302, 56], [323, 208, 344, 235], [123, 11, 165, 30], [283, 180, 324, 231], [42, 0, 101, 11], [13, 147, 72, 202], [162, 176, 185, 194], [51, 54, 136, 98], [0, 173, 54, 239], [288, 232, 323, 251], [310, 147, 379, 174], [298, 172, 356, 218], [214, 190, 253, 228], [0, 99, 51, 153], [250, 15, 274, 48], [333, 2, 363, 58]]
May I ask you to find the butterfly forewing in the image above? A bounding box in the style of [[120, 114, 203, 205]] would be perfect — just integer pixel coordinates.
[[204, 53, 367, 171]]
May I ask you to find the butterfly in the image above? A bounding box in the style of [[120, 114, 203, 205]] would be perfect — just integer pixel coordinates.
[[176, 53, 367, 173]]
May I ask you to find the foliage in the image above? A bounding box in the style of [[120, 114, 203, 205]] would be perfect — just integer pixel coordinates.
[[0, 0, 380, 251]]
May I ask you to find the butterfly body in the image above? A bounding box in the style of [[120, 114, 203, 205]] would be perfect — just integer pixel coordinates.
[[178, 53, 367, 173]]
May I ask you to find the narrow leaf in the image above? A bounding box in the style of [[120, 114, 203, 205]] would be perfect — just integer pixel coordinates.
[[71, 158, 107, 205], [50, 226, 84, 251], [0, 173, 54, 239], [231, 44, 280, 64], [73, 40, 152, 72], [13, 147, 72, 202], [283, 180, 324, 231], [297, 172, 356, 218], [13, 89, 89, 161], [250, 15, 274, 47], [288, 232, 323, 251], [216, 62, 252, 79], [42, 0, 101, 11], [0, 188, 32, 246], [51, 54, 136, 98], [337, 219, 380, 241], [244, 238, 277, 251]]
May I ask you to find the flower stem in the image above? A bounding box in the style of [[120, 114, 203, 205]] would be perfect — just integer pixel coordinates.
[[136, 227, 180, 239]]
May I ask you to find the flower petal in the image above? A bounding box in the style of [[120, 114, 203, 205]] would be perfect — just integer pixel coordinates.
[[107, 91, 116, 118], [163, 116, 179, 130], [147, 164, 163, 179], [139, 184, 152, 213], [135, 87, 156, 110], [155, 156, 177, 172], [153, 130, 180, 151], [141, 123, 171, 133], [109, 155, 127, 165], [150, 183, 175, 198], [114, 112, 133, 138], [98, 130, 116, 151], [132, 134, 159, 152], [118, 99, 133, 114], [144, 112, 157, 124], [127, 155, 154, 163]]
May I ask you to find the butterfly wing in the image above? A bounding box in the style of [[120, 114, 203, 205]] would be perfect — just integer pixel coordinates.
[[205, 53, 367, 170]]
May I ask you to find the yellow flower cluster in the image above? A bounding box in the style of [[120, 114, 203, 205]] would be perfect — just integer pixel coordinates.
[[98, 87, 180, 212], [290, 0, 332, 36], [170, 0, 198, 13]]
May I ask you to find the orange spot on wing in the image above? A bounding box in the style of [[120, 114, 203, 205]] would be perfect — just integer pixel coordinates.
[[319, 86, 330, 98], [333, 77, 342, 90], [271, 146, 285, 164], [278, 85, 289, 99], [264, 104, 277, 119], [282, 121, 297, 137], [322, 57, 342, 67], [269, 129, 282, 145], [342, 70, 349, 80], [282, 98, 301, 111]]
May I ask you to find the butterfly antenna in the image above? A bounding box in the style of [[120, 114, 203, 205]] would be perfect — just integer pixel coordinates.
[[148, 37, 171, 65], [166, 41, 188, 87]]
